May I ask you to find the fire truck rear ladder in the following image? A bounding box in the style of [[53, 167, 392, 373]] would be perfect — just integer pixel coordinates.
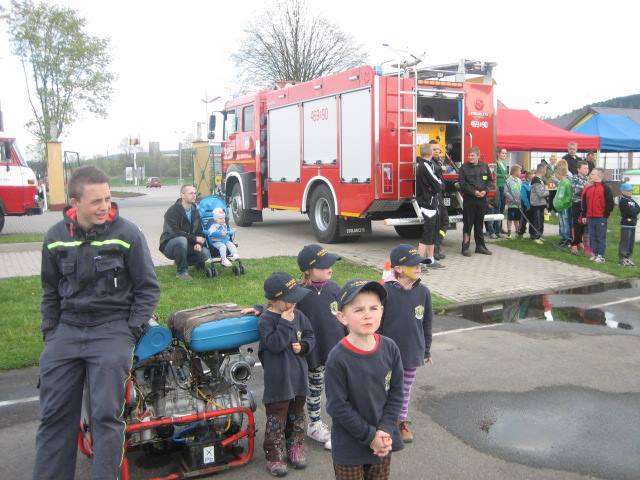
[[396, 67, 418, 197]]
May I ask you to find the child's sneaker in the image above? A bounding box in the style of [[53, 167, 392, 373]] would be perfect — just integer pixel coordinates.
[[398, 420, 413, 443], [287, 444, 306, 469], [230, 254, 240, 261], [594, 255, 606, 263], [506, 232, 512, 239], [589, 255, 597, 261], [306, 421, 331, 444], [221, 257, 232, 267], [266, 461, 288, 477], [323, 438, 332, 450], [533, 239, 544, 245]]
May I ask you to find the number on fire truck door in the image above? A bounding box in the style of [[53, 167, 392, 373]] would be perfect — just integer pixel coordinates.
[[303, 96, 337, 165], [340, 88, 371, 183], [268, 105, 301, 182]]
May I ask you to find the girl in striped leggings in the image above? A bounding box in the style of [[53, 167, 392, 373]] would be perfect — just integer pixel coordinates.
[[295, 244, 345, 450], [379, 244, 434, 443]]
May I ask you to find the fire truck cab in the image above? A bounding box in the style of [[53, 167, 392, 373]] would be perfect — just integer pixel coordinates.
[[0, 133, 42, 233], [214, 60, 496, 243]]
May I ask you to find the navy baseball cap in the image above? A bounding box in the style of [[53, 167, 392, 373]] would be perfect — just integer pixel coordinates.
[[390, 244, 428, 267], [297, 244, 341, 271], [337, 279, 387, 310], [264, 272, 310, 303]]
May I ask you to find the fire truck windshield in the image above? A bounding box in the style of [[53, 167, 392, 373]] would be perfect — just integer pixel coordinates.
[[12, 141, 28, 167]]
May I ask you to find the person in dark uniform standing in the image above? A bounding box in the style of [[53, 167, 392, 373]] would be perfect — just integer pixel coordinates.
[[458, 146, 492, 256], [415, 143, 444, 268], [34, 166, 160, 480], [430, 140, 449, 260]]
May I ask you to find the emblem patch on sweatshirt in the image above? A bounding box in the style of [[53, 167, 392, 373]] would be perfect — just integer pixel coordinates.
[[415, 305, 425, 320], [296, 331, 302, 342], [330, 301, 338, 315], [384, 371, 392, 392]]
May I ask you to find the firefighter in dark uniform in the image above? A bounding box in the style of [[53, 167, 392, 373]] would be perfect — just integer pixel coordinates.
[[34, 166, 160, 480], [458, 146, 492, 257], [415, 143, 444, 267], [429, 140, 449, 260]]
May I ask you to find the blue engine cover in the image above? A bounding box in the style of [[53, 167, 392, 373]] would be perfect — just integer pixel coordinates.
[[134, 320, 172, 364], [189, 316, 259, 352]]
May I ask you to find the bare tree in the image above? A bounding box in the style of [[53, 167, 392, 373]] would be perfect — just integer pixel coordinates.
[[231, 0, 367, 88]]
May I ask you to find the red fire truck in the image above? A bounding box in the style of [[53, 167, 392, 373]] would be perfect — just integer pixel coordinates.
[[0, 131, 42, 233], [212, 60, 497, 243]]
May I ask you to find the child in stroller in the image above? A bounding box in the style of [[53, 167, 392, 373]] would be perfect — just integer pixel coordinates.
[[198, 195, 245, 276], [207, 208, 239, 267]]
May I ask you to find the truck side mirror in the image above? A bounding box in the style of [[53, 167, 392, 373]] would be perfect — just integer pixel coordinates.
[[207, 131, 215, 140], [3, 143, 10, 162], [209, 114, 216, 132]]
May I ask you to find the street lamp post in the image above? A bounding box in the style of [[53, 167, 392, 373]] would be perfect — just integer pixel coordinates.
[[178, 142, 183, 185]]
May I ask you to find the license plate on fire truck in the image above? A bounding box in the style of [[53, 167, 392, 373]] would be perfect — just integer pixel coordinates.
[[443, 197, 451, 206]]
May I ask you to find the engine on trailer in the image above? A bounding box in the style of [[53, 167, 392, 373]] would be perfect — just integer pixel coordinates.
[[125, 344, 256, 469]]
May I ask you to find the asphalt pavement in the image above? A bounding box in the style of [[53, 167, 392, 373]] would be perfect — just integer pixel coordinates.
[[1, 185, 639, 479]]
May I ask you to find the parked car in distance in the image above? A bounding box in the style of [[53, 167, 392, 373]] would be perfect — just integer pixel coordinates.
[[146, 177, 161, 188]]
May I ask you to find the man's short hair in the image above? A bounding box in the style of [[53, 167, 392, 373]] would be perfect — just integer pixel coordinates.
[[68, 166, 109, 200], [536, 163, 547, 174], [180, 184, 195, 194], [420, 143, 433, 157], [576, 160, 588, 169], [509, 164, 522, 175], [568, 141, 577, 148], [469, 146, 480, 156]]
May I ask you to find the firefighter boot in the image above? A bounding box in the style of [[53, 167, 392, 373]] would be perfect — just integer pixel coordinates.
[[286, 413, 307, 469], [461, 242, 472, 257], [264, 415, 288, 476]]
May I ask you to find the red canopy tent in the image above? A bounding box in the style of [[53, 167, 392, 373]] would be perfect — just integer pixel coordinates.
[[497, 107, 600, 151]]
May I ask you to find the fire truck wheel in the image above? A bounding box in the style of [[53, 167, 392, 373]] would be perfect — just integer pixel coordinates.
[[394, 225, 424, 239], [309, 184, 342, 243], [230, 184, 253, 227], [0, 213, 4, 233]]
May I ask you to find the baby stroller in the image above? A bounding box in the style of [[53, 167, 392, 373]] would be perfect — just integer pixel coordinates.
[[198, 195, 246, 277]]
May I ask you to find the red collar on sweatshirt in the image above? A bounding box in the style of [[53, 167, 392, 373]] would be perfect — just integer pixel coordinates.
[[340, 333, 381, 355]]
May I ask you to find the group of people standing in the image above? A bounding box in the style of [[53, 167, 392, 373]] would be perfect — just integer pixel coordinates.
[[255, 243, 433, 478], [415, 141, 639, 265]]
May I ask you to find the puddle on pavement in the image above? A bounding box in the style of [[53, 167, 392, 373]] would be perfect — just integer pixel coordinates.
[[421, 386, 640, 480], [445, 279, 639, 330]]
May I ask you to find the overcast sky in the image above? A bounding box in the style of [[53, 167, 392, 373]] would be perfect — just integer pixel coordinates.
[[0, 0, 637, 159]]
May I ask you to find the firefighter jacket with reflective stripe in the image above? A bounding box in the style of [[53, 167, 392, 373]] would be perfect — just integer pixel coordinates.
[[40, 203, 160, 336]]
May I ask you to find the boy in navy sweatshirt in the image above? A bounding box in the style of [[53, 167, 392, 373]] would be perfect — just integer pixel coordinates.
[[259, 272, 316, 477], [379, 244, 433, 443], [325, 279, 404, 480]]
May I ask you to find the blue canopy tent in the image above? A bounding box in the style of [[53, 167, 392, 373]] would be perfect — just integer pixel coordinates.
[[573, 114, 640, 152]]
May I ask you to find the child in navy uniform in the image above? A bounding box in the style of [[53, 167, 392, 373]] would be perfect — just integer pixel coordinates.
[[296, 244, 344, 450], [258, 272, 316, 477], [379, 244, 433, 443], [618, 183, 640, 266], [325, 279, 404, 480]]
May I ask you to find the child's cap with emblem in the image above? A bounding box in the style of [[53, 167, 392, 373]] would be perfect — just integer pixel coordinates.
[[264, 272, 310, 303], [337, 279, 387, 310]]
